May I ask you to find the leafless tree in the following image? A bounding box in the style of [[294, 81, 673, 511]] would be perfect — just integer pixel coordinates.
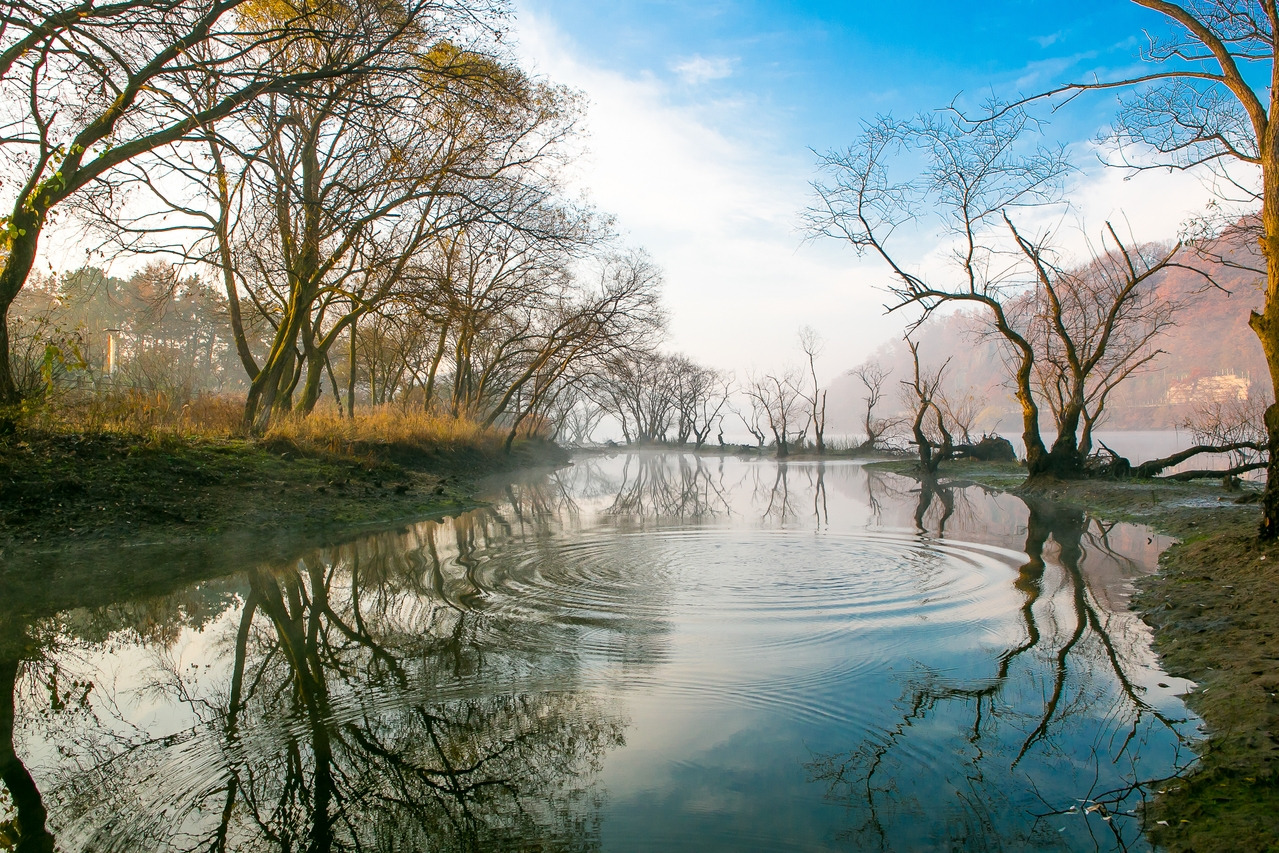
[[0, 0, 462, 411], [668, 355, 730, 448], [939, 387, 982, 445], [732, 392, 769, 449], [743, 370, 806, 458], [798, 326, 828, 454], [547, 389, 606, 445], [992, 1, 1279, 531], [810, 108, 1199, 478], [1012, 226, 1186, 466], [901, 337, 954, 476], [850, 360, 900, 450], [478, 251, 665, 450]]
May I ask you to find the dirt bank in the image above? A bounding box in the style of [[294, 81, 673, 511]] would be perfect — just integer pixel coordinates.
[[0, 429, 567, 551]]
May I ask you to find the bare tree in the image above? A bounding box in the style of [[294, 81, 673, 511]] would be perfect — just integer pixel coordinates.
[[997, 2, 1279, 530], [668, 355, 730, 448], [851, 360, 900, 450], [466, 252, 663, 450], [732, 393, 769, 449], [798, 326, 828, 454], [940, 387, 982, 445], [1010, 225, 1185, 468], [597, 349, 671, 444], [0, 0, 453, 411], [901, 337, 954, 476], [810, 108, 1199, 478], [743, 370, 806, 458]]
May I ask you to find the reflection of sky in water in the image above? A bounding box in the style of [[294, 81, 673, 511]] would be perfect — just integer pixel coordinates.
[[4, 453, 1199, 852]]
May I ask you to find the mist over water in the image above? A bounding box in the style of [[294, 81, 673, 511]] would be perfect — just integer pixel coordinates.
[[0, 453, 1198, 851]]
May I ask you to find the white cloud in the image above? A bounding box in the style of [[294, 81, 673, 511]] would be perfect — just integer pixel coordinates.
[[511, 8, 1234, 382], [670, 54, 736, 85], [513, 9, 894, 379]]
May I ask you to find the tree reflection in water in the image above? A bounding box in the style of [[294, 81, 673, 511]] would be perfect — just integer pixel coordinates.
[[0, 633, 54, 853], [602, 452, 732, 521], [1, 457, 1198, 852], [0, 481, 631, 853], [809, 492, 1195, 850]]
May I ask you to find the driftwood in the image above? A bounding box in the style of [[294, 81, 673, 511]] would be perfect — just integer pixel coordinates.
[[1088, 440, 1267, 481]]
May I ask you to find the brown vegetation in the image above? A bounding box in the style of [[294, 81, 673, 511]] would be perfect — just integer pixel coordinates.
[[0, 394, 559, 549]]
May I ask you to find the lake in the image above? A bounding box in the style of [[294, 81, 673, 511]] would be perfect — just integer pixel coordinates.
[[0, 453, 1199, 851]]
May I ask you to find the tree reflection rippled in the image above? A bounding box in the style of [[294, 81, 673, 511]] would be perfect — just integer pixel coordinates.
[[0, 453, 1198, 851]]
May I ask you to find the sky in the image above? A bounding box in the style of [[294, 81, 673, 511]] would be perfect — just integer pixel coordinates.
[[509, 1, 1233, 382]]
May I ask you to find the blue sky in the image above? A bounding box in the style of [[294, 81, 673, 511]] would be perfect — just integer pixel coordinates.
[[512, 2, 1227, 377], [522, 0, 1155, 143]]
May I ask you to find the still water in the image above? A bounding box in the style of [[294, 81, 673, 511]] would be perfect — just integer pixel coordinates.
[[0, 454, 1199, 852]]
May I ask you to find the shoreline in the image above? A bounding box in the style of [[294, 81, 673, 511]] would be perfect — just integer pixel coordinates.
[[0, 428, 569, 632], [0, 428, 568, 553]]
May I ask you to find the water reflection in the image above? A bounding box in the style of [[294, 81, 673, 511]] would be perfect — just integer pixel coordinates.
[[1, 492, 637, 852], [1, 454, 1196, 852], [809, 496, 1193, 850]]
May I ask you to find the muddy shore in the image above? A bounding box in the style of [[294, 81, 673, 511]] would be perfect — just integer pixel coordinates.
[[0, 430, 567, 550]]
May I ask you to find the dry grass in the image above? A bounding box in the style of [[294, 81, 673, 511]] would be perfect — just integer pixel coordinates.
[[19, 392, 521, 462], [264, 406, 510, 457], [23, 389, 245, 439]]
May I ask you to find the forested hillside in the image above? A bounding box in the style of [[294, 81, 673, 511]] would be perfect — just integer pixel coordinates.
[[829, 238, 1268, 434]]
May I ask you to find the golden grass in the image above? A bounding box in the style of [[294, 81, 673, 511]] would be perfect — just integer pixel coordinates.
[[24, 389, 246, 438], [264, 406, 509, 456], [21, 393, 519, 460]]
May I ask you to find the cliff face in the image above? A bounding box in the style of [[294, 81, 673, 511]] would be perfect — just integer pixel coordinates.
[[829, 238, 1269, 435]]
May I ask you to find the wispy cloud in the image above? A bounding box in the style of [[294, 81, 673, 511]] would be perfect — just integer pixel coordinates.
[[1032, 32, 1061, 48], [671, 54, 736, 85], [512, 10, 890, 376], [510, 6, 1225, 379]]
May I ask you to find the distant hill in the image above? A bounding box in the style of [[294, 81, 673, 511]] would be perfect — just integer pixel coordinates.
[[826, 237, 1268, 437]]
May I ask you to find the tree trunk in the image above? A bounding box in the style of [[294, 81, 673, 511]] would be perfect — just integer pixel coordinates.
[[347, 321, 357, 418], [0, 655, 54, 853], [1012, 350, 1050, 476], [0, 210, 44, 408], [209, 136, 260, 383], [298, 347, 326, 415], [1247, 109, 1279, 537]]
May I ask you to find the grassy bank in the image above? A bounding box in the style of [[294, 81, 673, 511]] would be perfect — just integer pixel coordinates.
[[870, 458, 1277, 851], [0, 399, 566, 550]]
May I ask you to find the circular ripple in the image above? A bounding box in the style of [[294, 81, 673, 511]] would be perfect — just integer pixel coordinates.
[[428, 526, 1030, 726]]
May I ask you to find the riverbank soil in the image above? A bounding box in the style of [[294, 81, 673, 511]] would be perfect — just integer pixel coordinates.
[[0, 429, 566, 550], [876, 459, 1279, 851], [1136, 512, 1279, 852]]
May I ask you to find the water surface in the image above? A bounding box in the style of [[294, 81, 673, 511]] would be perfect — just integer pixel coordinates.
[[0, 454, 1198, 851]]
